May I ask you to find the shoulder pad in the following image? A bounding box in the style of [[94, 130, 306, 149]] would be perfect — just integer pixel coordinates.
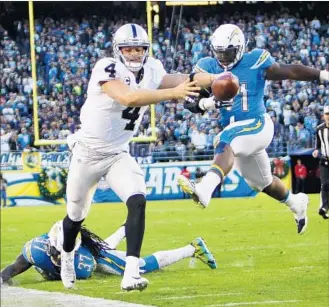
[[249, 48, 271, 69], [94, 57, 117, 67], [94, 57, 125, 70], [145, 57, 165, 71], [195, 57, 217, 73]]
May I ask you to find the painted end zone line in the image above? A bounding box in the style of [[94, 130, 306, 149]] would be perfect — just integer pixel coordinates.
[[1, 286, 156, 307]]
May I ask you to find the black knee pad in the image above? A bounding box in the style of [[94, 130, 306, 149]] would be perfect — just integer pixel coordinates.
[[62, 215, 84, 252], [125, 194, 146, 258], [126, 194, 146, 213], [63, 215, 84, 231]]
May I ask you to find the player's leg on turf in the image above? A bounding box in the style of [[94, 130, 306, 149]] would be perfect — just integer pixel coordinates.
[[236, 150, 308, 234], [178, 115, 272, 207], [96, 250, 127, 275], [61, 143, 104, 289], [105, 153, 148, 291], [140, 237, 217, 273], [104, 224, 126, 249]]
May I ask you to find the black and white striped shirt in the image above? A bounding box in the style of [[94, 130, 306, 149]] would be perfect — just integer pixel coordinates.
[[316, 123, 329, 159]]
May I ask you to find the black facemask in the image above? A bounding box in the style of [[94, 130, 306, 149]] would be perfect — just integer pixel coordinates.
[[213, 46, 238, 67]]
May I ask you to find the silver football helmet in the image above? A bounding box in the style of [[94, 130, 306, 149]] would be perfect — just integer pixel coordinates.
[[113, 24, 150, 72]]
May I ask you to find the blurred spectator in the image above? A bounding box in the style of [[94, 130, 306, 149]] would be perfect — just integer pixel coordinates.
[[180, 166, 191, 199], [180, 166, 191, 179], [0, 3, 328, 161], [296, 120, 311, 148], [17, 127, 32, 150], [0, 127, 14, 152], [294, 159, 307, 193]]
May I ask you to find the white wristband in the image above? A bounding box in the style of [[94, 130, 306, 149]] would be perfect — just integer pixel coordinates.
[[199, 96, 216, 111], [320, 70, 329, 82]]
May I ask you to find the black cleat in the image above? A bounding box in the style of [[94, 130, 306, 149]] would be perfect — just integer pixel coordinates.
[[318, 207, 329, 220]]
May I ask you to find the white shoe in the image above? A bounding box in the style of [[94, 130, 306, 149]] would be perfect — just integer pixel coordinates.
[[60, 250, 76, 289], [290, 193, 309, 234], [121, 275, 149, 292], [177, 175, 210, 208]]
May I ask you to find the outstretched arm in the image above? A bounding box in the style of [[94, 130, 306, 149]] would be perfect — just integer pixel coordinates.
[[101, 79, 200, 107], [1, 254, 32, 283], [159, 72, 215, 90], [266, 63, 329, 82]]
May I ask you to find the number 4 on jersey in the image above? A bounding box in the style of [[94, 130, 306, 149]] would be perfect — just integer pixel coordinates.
[[122, 107, 141, 131], [104, 63, 116, 79]]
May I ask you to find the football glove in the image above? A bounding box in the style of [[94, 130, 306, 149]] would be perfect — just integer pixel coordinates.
[[184, 95, 232, 114], [199, 96, 232, 111]]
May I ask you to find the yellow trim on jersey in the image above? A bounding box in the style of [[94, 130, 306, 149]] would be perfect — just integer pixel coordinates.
[[250, 50, 270, 70], [24, 240, 34, 264], [102, 256, 125, 272], [237, 119, 262, 134]]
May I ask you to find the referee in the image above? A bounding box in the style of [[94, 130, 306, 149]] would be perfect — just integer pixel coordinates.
[[313, 105, 329, 219]]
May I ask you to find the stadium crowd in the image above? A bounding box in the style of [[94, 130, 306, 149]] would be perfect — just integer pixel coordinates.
[[1, 2, 329, 162]]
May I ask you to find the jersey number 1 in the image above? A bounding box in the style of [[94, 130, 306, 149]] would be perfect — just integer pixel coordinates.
[[240, 83, 248, 112], [122, 107, 141, 131], [229, 82, 248, 124]]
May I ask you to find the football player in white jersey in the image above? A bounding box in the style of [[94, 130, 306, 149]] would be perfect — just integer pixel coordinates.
[[60, 23, 228, 292]]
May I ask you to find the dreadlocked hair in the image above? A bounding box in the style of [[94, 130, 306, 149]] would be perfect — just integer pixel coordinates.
[[80, 225, 112, 259]]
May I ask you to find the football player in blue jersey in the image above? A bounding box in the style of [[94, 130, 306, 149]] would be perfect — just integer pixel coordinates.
[[178, 24, 329, 235], [0, 221, 216, 287]]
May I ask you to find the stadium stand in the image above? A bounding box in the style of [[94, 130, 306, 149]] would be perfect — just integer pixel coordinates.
[[1, 2, 329, 162]]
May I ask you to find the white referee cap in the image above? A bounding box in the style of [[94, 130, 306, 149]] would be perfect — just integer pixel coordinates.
[[324, 105, 329, 114]]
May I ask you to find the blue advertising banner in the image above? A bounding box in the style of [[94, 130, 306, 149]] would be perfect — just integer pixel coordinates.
[[1, 152, 291, 206], [93, 161, 257, 203]]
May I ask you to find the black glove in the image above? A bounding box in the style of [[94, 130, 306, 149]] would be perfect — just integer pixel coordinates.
[[213, 100, 232, 109], [184, 95, 205, 114]]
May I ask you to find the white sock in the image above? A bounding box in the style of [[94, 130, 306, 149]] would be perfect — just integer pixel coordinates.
[[152, 245, 195, 269], [281, 191, 295, 208], [124, 256, 140, 278], [104, 226, 125, 249], [197, 171, 222, 198]]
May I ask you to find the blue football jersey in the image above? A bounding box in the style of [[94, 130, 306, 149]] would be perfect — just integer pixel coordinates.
[[22, 234, 96, 280], [96, 249, 160, 275], [195, 49, 275, 127]]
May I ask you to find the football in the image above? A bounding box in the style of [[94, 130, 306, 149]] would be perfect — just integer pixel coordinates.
[[211, 72, 240, 101]]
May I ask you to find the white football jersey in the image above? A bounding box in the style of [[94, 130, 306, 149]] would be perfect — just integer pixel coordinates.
[[74, 57, 166, 153]]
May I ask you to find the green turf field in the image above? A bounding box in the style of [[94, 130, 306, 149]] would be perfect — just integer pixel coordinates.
[[1, 194, 328, 307]]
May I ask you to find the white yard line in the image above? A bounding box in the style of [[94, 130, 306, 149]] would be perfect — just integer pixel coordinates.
[[155, 293, 243, 300], [1, 286, 156, 307], [207, 300, 301, 307]]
